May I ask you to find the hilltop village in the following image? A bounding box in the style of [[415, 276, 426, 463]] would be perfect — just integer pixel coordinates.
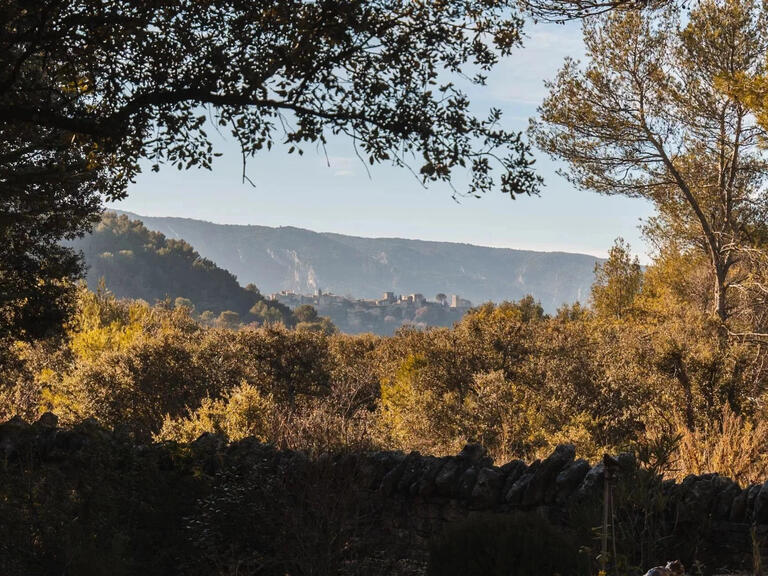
[[269, 289, 473, 335]]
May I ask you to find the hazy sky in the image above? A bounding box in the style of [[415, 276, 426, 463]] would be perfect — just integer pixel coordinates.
[[109, 20, 655, 261]]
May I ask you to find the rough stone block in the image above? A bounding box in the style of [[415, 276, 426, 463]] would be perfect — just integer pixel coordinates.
[[380, 451, 420, 496], [522, 444, 575, 506], [470, 467, 504, 509], [435, 458, 464, 498], [456, 466, 479, 499], [553, 459, 590, 505]]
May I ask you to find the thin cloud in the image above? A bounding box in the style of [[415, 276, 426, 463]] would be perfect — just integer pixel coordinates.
[[325, 156, 357, 177]]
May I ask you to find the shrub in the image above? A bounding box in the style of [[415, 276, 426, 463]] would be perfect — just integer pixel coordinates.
[[156, 382, 276, 443], [674, 405, 768, 485]]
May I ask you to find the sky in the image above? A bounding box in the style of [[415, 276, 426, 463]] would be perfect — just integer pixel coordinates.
[[109, 20, 655, 262]]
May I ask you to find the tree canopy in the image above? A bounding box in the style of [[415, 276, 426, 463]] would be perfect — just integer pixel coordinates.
[[2, 0, 541, 198], [531, 0, 768, 328], [519, 0, 671, 22], [1, 0, 547, 341], [591, 238, 642, 320]]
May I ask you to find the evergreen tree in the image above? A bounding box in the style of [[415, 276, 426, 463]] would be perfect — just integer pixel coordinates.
[[591, 239, 643, 320], [531, 0, 768, 327]]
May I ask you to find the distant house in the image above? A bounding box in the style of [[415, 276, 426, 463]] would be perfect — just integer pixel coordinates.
[[450, 294, 472, 309], [411, 293, 425, 305], [269, 290, 308, 307]]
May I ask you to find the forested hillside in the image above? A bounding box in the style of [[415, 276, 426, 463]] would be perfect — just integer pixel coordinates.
[[68, 213, 293, 326], [71, 213, 467, 335]]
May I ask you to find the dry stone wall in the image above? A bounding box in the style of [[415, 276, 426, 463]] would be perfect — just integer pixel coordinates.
[[352, 443, 758, 574], [0, 414, 763, 575]]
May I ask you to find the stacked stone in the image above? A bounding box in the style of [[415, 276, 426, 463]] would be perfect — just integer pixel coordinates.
[[2, 416, 764, 525], [372, 443, 602, 512], [1, 415, 766, 572]]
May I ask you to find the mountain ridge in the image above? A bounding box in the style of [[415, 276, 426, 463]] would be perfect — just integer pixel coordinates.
[[114, 209, 598, 257], [109, 209, 601, 312]]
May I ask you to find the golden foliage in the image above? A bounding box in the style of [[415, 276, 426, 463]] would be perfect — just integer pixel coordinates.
[[674, 405, 768, 486], [4, 259, 768, 482], [157, 382, 276, 443]]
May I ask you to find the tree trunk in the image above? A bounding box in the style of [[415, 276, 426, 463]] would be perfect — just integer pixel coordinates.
[[674, 356, 696, 432], [714, 267, 728, 324]]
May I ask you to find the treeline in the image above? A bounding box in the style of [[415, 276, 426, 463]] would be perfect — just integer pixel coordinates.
[[4, 239, 768, 483]]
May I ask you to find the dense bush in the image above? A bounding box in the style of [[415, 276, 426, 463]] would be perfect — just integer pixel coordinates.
[[4, 236, 768, 576]]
